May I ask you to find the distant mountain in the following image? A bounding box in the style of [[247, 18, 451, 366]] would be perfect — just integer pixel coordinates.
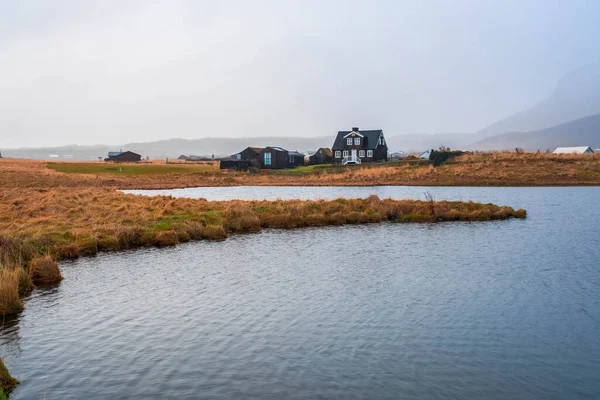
[[477, 62, 600, 138], [472, 113, 600, 151], [2, 132, 474, 160]]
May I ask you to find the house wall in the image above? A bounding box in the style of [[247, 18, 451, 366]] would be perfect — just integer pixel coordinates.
[[239, 148, 261, 167], [332, 134, 387, 164], [259, 148, 288, 169]]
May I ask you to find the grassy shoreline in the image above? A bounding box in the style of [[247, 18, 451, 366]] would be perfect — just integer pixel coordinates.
[[0, 156, 533, 394], [1, 188, 526, 317], [3, 152, 600, 189]]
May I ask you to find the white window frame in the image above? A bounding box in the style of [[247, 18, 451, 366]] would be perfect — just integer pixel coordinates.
[[354, 137, 360, 145], [367, 150, 373, 157], [359, 150, 365, 157], [335, 151, 341, 158], [379, 137, 385, 145], [264, 152, 272, 165], [343, 150, 349, 157], [347, 138, 352, 145]]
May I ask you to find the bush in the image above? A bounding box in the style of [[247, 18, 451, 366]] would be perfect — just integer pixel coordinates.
[[29, 256, 63, 284], [429, 150, 466, 167]]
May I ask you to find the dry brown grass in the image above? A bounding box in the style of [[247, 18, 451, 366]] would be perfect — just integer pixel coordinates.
[[0, 157, 531, 318], [0, 269, 23, 316], [2, 153, 600, 189], [29, 256, 63, 284]]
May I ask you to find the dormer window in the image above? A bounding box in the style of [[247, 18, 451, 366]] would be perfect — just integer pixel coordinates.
[[347, 138, 352, 145], [354, 138, 360, 145]]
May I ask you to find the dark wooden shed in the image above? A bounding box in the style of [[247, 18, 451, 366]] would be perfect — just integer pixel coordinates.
[[232, 147, 263, 167], [309, 148, 333, 165], [287, 151, 305, 167], [259, 147, 288, 169], [106, 151, 142, 162]]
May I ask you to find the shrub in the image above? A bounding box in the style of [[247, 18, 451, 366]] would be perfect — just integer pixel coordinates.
[[29, 256, 63, 284], [0, 269, 24, 316], [429, 150, 466, 167]]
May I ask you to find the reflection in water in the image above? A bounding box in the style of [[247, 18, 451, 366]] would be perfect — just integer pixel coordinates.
[[1, 186, 600, 399]]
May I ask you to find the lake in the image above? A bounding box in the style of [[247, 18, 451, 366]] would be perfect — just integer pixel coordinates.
[[1, 186, 599, 399]]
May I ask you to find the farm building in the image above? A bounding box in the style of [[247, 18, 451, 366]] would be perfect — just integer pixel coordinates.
[[259, 147, 289, 169], [105, 151, 142, 162], [309, 148, 333, 165], [332, 127, 388, 164], [288, 151, 305, 167], [231, 147, 263, 167], [553, 146, 594, 154]]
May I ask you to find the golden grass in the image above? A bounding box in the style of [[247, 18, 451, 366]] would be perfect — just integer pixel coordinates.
[[2, 153, 600, 189], [0, 156, 530, 321], [29, 256, 63, 284]]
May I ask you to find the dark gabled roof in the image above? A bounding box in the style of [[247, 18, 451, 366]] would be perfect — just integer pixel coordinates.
[[332, 130, 384, 150], [265, 146, 288, 152], [108, 151, 122, 157], [288, 151, 305, 157]]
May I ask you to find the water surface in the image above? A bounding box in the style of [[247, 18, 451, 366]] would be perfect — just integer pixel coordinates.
[[2, 186, 599, 399]]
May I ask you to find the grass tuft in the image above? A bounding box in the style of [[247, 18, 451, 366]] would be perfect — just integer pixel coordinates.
[[29, 256, 63, 285]]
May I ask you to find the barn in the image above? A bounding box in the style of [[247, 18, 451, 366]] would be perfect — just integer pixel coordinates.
[[106, 151, 142, 162]]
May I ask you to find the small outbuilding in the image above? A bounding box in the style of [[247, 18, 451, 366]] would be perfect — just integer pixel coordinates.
[[231, 147, 263, 167], [106, 151, 142, 162], [552, 146, 594, 155], [287, 151, 305, 167], [309, 148, 333, 165], [259, 147, 289, 169]]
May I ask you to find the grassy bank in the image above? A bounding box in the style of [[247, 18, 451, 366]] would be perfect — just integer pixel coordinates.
[[0, 187, 526, 317], [0, 358, 18, 399], [3, 153, 600, 189]]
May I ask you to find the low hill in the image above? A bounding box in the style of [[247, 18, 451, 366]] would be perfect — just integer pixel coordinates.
[[472, 113, 600, 151], [477, 62, 600, 138]]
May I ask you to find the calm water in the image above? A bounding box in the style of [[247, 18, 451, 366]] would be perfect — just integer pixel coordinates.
[[2, 186, 600, 399]]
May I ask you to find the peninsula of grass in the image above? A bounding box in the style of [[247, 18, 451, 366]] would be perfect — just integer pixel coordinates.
[[0, 358, 18, 399], [0, 187, 526, 318]]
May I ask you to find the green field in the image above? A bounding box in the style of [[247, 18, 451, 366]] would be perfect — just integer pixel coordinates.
[[47, 163, 219, 176]]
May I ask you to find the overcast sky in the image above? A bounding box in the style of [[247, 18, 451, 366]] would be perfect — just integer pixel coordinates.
[[1, 0, 599, 148]]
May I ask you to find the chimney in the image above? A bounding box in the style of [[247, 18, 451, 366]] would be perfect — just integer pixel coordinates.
[[352, 127, 359, 132]]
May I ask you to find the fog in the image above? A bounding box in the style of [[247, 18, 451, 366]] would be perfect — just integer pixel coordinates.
[[1, 0, 599, 148]]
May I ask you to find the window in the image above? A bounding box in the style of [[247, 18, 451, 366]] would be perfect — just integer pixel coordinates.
[[359, 150, 365, 157], [379, 137, 385, 145], [343, 150, 349, 157], [354, 137, 360, 145], [347, 138, 352, 145], [367, 150, 373, 157], [264, 152, 271, 165], [335, 151, 341, 158]]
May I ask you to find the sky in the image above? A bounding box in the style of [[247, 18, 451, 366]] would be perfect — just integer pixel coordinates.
[[1, 0, 600, 148]]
